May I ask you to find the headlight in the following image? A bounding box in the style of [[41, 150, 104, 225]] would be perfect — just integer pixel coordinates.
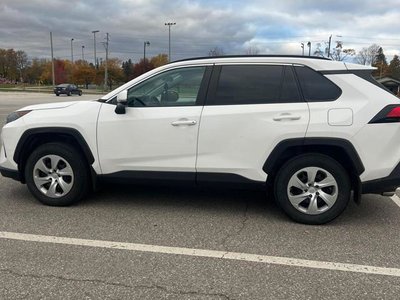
[[6, 110, 32, 124]]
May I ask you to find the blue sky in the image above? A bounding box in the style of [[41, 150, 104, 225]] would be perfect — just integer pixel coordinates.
[[0, 0, 399, 63]]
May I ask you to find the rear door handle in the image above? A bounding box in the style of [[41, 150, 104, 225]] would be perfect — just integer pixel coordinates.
[[171, 119, 197, 126], [273, 113, 301, 121]]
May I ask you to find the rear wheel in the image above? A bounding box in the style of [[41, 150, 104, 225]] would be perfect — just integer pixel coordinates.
[[78, 91, 82, 96], [274, 153, 350, 224], [25, 143, 89, 206], [55, 93, 59, 96], [67, 91, 71, 96]]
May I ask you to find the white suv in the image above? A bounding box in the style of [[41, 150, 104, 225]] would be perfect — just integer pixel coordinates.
[[1, 56, 399, 224]]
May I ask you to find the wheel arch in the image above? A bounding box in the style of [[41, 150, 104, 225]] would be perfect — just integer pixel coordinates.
[[14, 127, 95, 183], [263, 138, 364, 202]]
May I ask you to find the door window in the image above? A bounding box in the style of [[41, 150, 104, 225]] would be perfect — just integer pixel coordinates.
[[127, 67, 206, 107]]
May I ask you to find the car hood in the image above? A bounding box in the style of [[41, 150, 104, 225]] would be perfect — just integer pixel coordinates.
[[18, 101, 79, 111]]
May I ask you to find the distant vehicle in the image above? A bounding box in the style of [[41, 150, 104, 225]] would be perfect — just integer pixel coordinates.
[[54, 84, 82, 96]]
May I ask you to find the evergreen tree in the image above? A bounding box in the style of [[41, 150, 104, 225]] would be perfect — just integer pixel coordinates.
[[388, 55, 400, 80]]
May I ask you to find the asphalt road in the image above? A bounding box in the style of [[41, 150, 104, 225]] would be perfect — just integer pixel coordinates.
[[1, 92, 400, 299]]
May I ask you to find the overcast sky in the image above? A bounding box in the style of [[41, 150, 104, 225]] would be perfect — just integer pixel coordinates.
[[1, 0, 399, 64]]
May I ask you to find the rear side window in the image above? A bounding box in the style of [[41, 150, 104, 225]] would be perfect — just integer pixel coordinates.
[[295, 66, 342, 101], [209, 65, 302, 105]]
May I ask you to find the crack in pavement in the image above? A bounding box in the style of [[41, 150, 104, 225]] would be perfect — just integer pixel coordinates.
[[0, 268, 232, 300], [220, 201, 249, 250]]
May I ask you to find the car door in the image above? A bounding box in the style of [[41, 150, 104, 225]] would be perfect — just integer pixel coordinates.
[[197, 64, 310, 183], [97, 66, 211, 181]]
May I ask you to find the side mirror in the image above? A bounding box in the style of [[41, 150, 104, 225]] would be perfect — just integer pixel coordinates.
[[117, 90, 128, 104], [115, 90, 128, 114]]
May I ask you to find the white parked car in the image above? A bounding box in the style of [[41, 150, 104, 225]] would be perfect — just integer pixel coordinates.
[[1, 55, 399, 224]]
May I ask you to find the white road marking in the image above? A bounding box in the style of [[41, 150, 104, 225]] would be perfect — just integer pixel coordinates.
[[1, 231, 400, 277], [391, 194, 400, 208]]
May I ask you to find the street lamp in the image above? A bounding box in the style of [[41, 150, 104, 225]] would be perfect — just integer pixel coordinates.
[[143, 41, 150, 72], [71, 38, 74, 63], [301, 43, 304, 56], [92, 30, 99, 67], [81, 45, 85, 61], [165, 22, 176, 62], [307, 41, 311, 56]]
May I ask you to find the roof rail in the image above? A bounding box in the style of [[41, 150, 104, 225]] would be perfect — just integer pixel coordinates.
[[172, 55, 332, 63]]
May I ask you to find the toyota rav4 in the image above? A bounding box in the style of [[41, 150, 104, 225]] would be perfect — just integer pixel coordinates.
[[1, 55, 399, 224]]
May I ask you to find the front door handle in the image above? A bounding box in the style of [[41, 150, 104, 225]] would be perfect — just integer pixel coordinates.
[[171, 119, 197, 126], [273, 113, 301, 121]]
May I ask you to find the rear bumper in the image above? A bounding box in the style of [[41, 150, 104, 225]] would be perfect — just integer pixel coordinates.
[[0, 166, 22, 182], [362, 163, 400, 194]]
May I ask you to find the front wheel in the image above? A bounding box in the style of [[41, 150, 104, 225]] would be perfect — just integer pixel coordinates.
[[25, 143, 89, 206], [274, 153, 351, 224]]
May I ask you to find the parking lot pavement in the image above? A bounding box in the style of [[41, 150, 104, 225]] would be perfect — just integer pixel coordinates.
[[1, 92, 400, 299]]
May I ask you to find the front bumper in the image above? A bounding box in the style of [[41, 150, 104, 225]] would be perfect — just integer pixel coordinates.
[[0, 166, 21, 182]]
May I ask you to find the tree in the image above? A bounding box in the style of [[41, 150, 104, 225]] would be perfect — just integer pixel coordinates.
[[372, 47, 388, 78], [150, 54, 168, 68], [72, 60, 96, 88], [26, 58, 47, 84], [122, 59, 134, 82], [245, 45, 260, 55], [313, 43, 324, 57], [208, 47, 225, 56], [15, 50, 29, 82], [388, 55, 400, 80], [330, 41, 355, 61], [356, 44, 380, 65], [96, 58, 124, 90]]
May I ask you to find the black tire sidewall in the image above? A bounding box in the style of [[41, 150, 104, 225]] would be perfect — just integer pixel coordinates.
[[25, 143, 88, 206], [274, 153, 350, 225]]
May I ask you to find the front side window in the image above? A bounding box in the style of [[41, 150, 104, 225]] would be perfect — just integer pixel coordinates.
[[126, 67, 206, 107]]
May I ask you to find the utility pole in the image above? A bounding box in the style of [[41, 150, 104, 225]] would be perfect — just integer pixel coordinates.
[[103, 33, 109, 91], [301, 43, 304, 56], [71, 38, 74, 63], [50, 32, 55, 87], [165, 22, 176, 62], [307, 41, 311, 56], [81, 45, 85, 61], [92, 30, 99, 67], [327, 34, 332, 58]]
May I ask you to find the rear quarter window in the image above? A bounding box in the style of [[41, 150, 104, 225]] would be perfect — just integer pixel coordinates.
[[295, 66, 342, 102]]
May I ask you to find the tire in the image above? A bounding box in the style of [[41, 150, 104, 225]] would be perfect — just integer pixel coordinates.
[[24, 143, 89, 206], [78, 91, 82, 96], [274, 153, 350, 225], [67, 91, 71, 96], [55, 93, 59, 96]]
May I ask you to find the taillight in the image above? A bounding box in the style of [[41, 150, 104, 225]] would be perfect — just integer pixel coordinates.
[[369, 105, 400, 123]]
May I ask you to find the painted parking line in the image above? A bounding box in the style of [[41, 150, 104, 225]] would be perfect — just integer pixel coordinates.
[[1, 231, 400, 278], [391, 194, 400, 208]]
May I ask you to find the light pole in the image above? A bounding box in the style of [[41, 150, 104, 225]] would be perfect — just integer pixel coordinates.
[[92, 30, 99, 67], [143, 41, 150, 72], [81, 45, 85, 61], [307, 41, 311, 56], [165, 22, 176, 62], [71, 38, 74, 63], [301, 43, 304, 56], [327, 35, 332, 58]]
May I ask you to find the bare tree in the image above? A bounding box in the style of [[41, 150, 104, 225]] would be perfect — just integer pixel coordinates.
[[245, 45, 260, 55], [356, 44, 380, 65], [208, 47, 225, 57], [313, 43, 324, 57], [330, 41, 355, 61]]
